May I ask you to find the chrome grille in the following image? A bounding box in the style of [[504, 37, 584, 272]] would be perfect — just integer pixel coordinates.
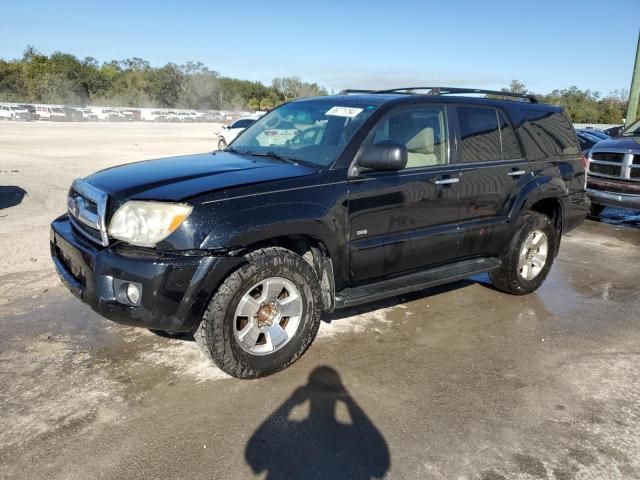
[[67, 179, 109, 246], [591, 152, 624, 163], [589, 163, 621, 177], [588, 149, 639, 182]]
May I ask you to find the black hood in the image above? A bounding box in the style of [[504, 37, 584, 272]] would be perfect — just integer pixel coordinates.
[[85, 152, 318, 202], [592, 136, 640, 152]]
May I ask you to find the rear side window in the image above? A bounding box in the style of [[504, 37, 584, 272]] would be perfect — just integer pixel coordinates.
[[519, 109, 580, 160], [458, 107, 502, 162]]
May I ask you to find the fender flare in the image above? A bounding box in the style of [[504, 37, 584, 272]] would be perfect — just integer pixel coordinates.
[[508, 175, 567, 223]]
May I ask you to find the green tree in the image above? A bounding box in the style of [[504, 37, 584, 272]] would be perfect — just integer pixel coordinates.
[[147, 63, 183, 107], [503, 79, 528, 94]]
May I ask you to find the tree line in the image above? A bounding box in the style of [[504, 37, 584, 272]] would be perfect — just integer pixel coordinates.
[[0, 48, 629, 122], [503, 80, 628, 124], [0, 46, 327, 111]]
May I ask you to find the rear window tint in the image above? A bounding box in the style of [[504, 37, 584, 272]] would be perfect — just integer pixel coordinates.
[[458, 107, 502, 162], [520, 109, 579, 159]]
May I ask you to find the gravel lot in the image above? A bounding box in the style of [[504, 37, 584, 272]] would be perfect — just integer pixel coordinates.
[[1, 122, 639, 479]]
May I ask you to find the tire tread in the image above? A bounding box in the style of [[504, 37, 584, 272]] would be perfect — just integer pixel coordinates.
[[195, 247, 321, 378]]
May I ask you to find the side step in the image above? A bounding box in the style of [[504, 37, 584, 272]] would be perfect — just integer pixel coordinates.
[[334, 257, 501, 309]]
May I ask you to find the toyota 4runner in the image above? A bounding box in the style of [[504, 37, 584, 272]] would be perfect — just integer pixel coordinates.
[[51, 87, 589, 378]]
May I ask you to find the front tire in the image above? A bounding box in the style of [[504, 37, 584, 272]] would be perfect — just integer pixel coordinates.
[[194, 247, 322, 379], [489, 212, 557, 295], [217, 138, 227, 150]]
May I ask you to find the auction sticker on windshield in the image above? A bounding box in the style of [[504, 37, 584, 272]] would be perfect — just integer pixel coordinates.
[[325, 106, 363, 118]]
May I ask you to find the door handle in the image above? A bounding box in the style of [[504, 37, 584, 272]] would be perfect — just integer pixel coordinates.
[[434, 177, 460, 185], [508, 169, 527, 177]]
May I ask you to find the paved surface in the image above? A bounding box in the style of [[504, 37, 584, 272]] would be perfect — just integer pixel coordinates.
[[1, 123, 640, 479]]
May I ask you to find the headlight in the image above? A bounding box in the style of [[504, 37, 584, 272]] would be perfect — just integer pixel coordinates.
[[108, 201, 192, 247]]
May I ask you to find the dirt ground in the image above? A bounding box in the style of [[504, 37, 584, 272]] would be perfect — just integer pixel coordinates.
[[1, 122, 640, 480]]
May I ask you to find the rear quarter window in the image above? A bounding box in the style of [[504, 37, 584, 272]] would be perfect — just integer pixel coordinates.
[[519, 109, 579, 160]]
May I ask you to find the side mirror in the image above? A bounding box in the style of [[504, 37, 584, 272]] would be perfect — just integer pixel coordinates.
[[358, 142, 408, 171]]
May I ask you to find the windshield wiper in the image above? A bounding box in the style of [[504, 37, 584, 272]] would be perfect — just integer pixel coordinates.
[[223, 146, 243, 154], [245, 150, 300, 165]]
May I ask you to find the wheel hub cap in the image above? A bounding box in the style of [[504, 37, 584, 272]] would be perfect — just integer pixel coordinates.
[[233, 277, 303, 356], [518, 230, 549, 281], [256, 302, 278, 328]]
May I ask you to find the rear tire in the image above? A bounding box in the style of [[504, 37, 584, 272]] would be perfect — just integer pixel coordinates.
[[589, 203, 606, 216], [489, 212, 557, 295], [194, 247, 322, 379]]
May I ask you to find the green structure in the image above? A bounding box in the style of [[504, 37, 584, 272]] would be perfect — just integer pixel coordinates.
[[626, 31, 640, 128]]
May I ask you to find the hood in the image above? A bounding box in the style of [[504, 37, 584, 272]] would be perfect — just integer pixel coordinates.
[[85, 152, 318, 202], [591, 136, 640, 152]]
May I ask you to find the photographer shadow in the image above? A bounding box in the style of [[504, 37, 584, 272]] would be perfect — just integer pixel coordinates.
[[0, 186, 26, 210], [245, 366, 390, 480]]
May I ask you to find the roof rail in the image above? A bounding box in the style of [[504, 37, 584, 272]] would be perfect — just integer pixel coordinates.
[[378, 87, 538, 103], [340, 86, 538, 103], [339, 89, 378, 95]]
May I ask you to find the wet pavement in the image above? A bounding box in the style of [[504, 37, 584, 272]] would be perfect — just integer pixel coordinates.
[[1, 210, 639, 479]]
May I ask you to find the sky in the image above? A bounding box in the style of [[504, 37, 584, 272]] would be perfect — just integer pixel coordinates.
[[1, 0, 638, 95]]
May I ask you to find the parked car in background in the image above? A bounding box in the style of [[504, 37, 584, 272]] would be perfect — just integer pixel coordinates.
[[577, 129, 610, 141], [217, 117, 256, 150], [36, 105, 66, 121], [51, 88, 589, 378], [140, 110, 165, 122], [94, 109, 125, 121], [587, 118, 640, 215], [81, 108, 99, 121], [604, 125, 624, 137], [166, 111, 181, 122], [0, 105, 14, 120], [63, 107, 85, 122], [1, 105, 31, 120], [576, 131, 602, 155], [118, 109, 141, 121], [19, 104, 37, 120], [189, 111, 203, 122], [255, 119, 299, 147], [177, 111, 194, 122]]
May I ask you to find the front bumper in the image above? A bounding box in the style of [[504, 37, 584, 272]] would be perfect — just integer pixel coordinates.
[[50, 215, 244, 332], [587, 187, 640, 210]]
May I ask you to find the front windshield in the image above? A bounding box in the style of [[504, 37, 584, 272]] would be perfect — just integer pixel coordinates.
[[230, 99, 379, 167], [622, 119, 640, 136]]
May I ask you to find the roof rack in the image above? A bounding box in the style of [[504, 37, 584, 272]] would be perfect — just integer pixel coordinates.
[[340, 89, 378, 95], [340, 87, 537, 103]]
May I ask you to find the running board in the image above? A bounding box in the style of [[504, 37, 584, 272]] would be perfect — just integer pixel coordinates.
[[335, 257, 501, 308]]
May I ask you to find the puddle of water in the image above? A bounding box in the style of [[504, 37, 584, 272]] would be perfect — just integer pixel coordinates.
[[590, 207, 640, 229]]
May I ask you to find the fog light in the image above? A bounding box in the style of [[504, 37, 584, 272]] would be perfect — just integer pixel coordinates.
[[113, 278, 142, 306], [126, 283, 141, 305]]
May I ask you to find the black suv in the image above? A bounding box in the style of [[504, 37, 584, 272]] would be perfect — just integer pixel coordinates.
[[50, 87, 589, 378]]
